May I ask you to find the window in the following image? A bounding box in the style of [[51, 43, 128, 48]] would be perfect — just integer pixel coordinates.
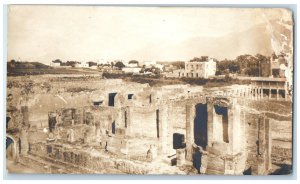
[[128, 94, 134, 100]]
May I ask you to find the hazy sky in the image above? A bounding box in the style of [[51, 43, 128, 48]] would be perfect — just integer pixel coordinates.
[[7, 6, 291, 64]]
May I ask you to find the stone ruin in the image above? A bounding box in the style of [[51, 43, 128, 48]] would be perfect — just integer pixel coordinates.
[[6, 78, 292, 174]]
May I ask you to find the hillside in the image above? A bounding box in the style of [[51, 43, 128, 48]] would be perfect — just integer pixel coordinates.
[[7, 61, 99, 76], [131, 19, 292, 61]]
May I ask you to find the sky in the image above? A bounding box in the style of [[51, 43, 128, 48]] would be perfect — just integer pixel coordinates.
[[7, 5, 292, 64]]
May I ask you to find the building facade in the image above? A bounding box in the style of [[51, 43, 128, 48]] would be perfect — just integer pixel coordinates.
[[173, 58, 216, 78]]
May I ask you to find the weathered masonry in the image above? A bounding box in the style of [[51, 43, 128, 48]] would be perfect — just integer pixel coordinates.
[[6, 78, 288, 174], [40, 95, 272, 175], [174, 97, 272, 175]]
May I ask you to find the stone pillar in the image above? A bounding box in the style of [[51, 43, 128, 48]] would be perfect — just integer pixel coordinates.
[[176, 148, 185, 167], [285, 81, 288, 101], [276, 89, 279, 100], [260, 88, 263, 99], [186, 104, 195, 163], [21, 106, 29, 126], [95, 123, 101, 142], [265, 118, 272, 171], [125, 106, 131, 136], [19, 128, 29, 156], [256, 115, 267, 175], [200, 151, 208, 174], [67, 129, 75, 143], [224, 156, 235, 175], [229, 98, 241, 154], [207, 101, 214, 147], [158, 104, 168, 155]]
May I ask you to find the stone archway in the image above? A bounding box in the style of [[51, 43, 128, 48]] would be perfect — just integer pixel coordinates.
[[6, 135, 18, 161]]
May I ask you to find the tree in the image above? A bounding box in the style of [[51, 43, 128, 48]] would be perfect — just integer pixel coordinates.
[[66, 61, 78, 67], [172, 61, 185, 69], [115, 61, 125, 70], [88, 61, 97, 67], [129, 60, 139, 65], [52, 59, 62, 64], [189, 56, 209, 62], [216, 53, 271, 77], [228, 62, 240, 73]]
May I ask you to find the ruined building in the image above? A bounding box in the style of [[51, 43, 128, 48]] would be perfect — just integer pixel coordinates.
[[6, 76, 292, 174]]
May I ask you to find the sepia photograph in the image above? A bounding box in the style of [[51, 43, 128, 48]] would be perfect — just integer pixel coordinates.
[[5, 5, 294, 176]]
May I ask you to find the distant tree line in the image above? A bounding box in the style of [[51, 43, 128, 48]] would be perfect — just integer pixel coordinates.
[[51, 59, 101, 68], [189, 56, 209, 62], [216, 54, 271, 77]]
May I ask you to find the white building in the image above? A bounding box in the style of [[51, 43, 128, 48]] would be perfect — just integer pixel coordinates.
[[50, 61, 61, 67], [173, 58, 216, 78], [122, 67, 141, 73], [75, 62, 89, 68]]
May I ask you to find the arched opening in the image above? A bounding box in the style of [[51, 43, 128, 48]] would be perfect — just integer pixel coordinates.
[[6, 136, 16, 160], [194, 103, 208, 149]]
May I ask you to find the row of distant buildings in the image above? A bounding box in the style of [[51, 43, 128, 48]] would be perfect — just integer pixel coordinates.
[[49, 57, 218, 78], [49, 53, 290, 80], [50, 60, 97, 69]]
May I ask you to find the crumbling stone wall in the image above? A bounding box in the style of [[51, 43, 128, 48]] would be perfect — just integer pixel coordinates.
[[129, 107, 157, 138]]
